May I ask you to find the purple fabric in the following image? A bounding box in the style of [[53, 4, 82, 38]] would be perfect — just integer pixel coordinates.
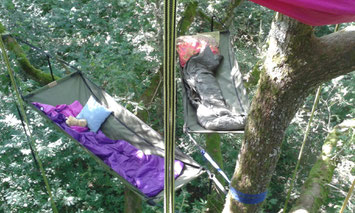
[[33, 101, 184, 197], [250, 0, 355, 26]]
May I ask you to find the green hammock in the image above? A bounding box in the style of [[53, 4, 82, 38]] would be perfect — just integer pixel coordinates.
[[179, 31, 249, 133], [23, 71, 204, 202]]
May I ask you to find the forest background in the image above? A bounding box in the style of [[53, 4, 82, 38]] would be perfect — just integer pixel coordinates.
[[0, 0, 354, 212]]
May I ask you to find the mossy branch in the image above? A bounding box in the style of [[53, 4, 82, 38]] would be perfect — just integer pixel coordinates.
[[195, 0, 243, 31], [206, 133, 225, 213], [196, 9, 224, 31], [290, 119, 355, 213], [178, 1, 198, 36], [220, 0, 244, 28], [2, 35, 59, 86]]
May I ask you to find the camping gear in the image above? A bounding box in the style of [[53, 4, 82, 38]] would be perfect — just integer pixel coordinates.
[[178, 31, 249, 134], [23, 71, 204, 202]]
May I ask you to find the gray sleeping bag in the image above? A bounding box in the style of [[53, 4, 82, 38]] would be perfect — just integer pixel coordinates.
[[182, 46, 246, 131]]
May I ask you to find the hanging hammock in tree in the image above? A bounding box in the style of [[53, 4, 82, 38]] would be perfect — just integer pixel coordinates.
[[249, 0, 355, 26], [23, 71, 204, 202], [177, 31, 249, 133]]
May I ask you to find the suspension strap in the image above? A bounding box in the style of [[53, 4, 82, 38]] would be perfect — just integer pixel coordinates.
[[14, 103, 39, 168], [205, 169, 227, 194], [283, 86, 322, 212], [211, 15, 215, 32], [164, 0, 177, 212], [0, 34, 58, 213], [46, 55, 55, 81], [229, 186, 267, 204], [187, 133, 231, 184]]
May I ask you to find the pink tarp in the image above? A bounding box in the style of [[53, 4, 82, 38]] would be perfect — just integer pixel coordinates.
[[249, 0, 355, 26]]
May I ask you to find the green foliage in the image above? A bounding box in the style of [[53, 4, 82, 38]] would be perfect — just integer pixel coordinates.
[[0, 0, 354, 212], [266, 73, 355, 212]]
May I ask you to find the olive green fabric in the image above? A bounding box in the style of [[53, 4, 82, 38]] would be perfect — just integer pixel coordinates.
[[180, 31, 249, 133], [24, 71, 203, 200]]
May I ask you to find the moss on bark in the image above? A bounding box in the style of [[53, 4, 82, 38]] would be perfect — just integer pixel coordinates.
[[2, 35, 59, 85], [0, 22, 5, 34], [290, 120, 355, 213], [178, 1, 198, 36], [206, 133, 225, 212], [223, 15, 355, 213]]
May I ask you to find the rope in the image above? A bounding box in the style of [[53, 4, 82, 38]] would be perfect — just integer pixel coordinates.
[[339, 179, 355, 213], [163, 0, 177, 212], [0, 34, 59, 213]]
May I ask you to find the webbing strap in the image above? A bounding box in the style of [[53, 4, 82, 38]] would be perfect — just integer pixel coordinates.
[[0, 35, 58, 213], [46, 55, 55, 81], [164, 0, 177, 212], [229, 186, 267, 204], [187, 133, 231, 184]]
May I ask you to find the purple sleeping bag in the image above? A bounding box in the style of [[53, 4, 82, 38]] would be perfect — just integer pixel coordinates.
[[32, 101, 184, 197]]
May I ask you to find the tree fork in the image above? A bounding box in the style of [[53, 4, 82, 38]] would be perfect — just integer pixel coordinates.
[[223, 14, 355, 213]]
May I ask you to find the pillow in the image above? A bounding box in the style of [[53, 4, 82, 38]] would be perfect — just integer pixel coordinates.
[[176, 34, 220, 67], [77, 96, 112, 132]]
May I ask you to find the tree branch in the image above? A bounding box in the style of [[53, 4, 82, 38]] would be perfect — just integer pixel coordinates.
[[223, 15, 355, 213], [311, 27, 355, 83], [290, 119, 355, 213], [178, 1, 198, 36], [2, 35, 59, 85], [0, 22, 58, 86], [221, 0, 244, 28]]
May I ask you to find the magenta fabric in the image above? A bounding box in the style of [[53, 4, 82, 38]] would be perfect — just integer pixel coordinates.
[[32, 101, 184, 197], [249, 0, 355, 26]]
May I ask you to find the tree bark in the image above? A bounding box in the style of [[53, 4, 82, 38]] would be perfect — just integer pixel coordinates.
[[290, 119, 355, 213], [223, 14, 355, 213]]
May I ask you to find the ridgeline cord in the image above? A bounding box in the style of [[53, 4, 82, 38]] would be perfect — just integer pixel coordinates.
[[0, 34, 59, 213]]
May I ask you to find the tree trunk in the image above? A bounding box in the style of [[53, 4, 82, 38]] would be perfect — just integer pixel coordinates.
[[290, 119, 355, 213], [223, 14, 355, 213], [206, 133, 226, 213]]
